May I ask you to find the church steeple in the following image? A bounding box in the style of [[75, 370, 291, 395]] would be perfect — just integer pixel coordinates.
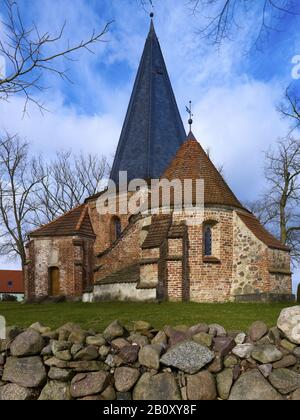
[[110, 17, 186, 184]]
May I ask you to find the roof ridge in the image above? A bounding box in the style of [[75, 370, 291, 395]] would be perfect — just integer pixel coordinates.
[[76, 205, 88, 231], [30, 203, 85, 235]]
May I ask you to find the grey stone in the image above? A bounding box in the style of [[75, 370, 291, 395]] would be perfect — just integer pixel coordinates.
[[114, 367, 140, 392], [217, 368, 233, 400], [101, 385, 117, 400], [293, 347, 300, 358], [68, 361, 108, 372], [48, 367, 73, 382], [251, 344, 283, 364], [273, 355, 297, 369], [41, 343, 52, 357], [188, 323, 209, 336], [249, 321, 268, 342], [103, 320, 124, 340], [280, 339, 297, 352], [0, 383, 37, 400], [186, 371, 217, 400], [268, 327, 282, 345], [291, 388, 300, 400], [70, 371, 110, 398], [192, 332, 212, 348], [119, 345, 140, 363], [139, 345, 162, 370], [209, 324, 226, 337], [232, 344, 254, 359], [44, 357, 69, 369], [207, 354, 223, 374], [68, 330, 88, 345], [277, 306, 300, 345], [128, 333, 149, 347], [29, 322, 51, 335], [73, 346, 99, 361], [51, 340, 71, 355], [234, 333, 246, 345], [117, 392, 132, 400], [99, 345, 110, 359], [39, 381, 71, 400], [168, 331, 188, 347], [229, 370, 283, 400], [86, 334, 106, 347], [55, 350, 72, 361], [160, 340, 214, 374], [133, 372, 181, 400], [111, 338, 130, 350], [71, 343, 84, 357], [151, 331, 167, 347], [2, 356, 46, 388], [258, 364, 273, 378], [213, 337, 235, 357], [10, 329, 44, 357], [224, 355, 239, 368], [133, 321, 152, 333], [268, 368, 300, 394]]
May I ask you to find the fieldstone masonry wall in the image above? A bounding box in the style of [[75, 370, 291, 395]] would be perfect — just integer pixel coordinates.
[[1, 306, 300, 400]]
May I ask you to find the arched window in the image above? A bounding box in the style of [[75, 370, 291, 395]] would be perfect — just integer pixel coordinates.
[[111, 217, 122, 243], [204, 225, 212, 256]]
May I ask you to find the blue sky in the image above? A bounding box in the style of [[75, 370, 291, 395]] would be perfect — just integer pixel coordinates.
[[0, 0, 299, 290]]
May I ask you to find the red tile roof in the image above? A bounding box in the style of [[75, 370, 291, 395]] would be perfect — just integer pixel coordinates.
[[237, 211, 290, 251], [0, 270, 24, 293], [142, 215, 172, 249], [30, 204, 95, 238], [161, 132, 246, 210]]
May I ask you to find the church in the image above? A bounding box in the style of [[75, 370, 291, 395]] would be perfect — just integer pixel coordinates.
[[24, 18, 293, 303]]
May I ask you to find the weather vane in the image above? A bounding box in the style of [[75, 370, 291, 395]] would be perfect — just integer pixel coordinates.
[[186, 101, 193, 131], [149, 0, 154, 18]]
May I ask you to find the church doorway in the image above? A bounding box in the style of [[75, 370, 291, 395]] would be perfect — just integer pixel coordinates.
[[49, 267, 60, 296]]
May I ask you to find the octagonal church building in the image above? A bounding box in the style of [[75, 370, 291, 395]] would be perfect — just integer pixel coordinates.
[[24, 19, 293, 303]]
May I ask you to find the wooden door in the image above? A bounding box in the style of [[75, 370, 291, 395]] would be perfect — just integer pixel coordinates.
[[50, 267, 60, 296]]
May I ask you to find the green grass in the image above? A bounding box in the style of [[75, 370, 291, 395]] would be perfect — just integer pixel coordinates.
[[0, 301, 296, 332]]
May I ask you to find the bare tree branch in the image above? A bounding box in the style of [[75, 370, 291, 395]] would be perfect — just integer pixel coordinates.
[[0, 0, 113, 113]]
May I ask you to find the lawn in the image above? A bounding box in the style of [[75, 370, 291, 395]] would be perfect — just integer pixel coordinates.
[[0, 301, 296, 332]]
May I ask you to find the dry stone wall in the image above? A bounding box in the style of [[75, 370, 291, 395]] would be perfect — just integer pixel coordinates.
[[1, 306, 300, 400]]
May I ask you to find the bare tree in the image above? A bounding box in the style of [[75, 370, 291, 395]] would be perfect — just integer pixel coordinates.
[[0, 134, 43, 268], [278, 88, 300, 133], [0, 0, 112, 112], [188, 0, 300, 48], [32, 150, 108, 225], [250, 136, 300, 263]]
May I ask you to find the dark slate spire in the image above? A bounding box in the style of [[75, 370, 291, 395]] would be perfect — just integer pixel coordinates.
[[110, 19, 186, 184]]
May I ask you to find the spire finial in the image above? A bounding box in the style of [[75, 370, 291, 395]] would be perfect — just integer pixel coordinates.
[[186, 101, 194, 132], [149, 0, 154, 18]]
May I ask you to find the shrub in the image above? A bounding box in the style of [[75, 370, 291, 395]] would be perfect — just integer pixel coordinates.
[[1, 294, 18, 302]]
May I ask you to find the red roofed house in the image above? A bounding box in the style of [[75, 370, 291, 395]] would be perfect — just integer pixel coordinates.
[[0, 270, 24, 302], [24, 19, 293, 303]]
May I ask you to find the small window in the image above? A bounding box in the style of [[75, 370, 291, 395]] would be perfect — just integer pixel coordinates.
[[204, 225, 212, 257], [7, 281, 13, 288], [115, 218, 122, 240]]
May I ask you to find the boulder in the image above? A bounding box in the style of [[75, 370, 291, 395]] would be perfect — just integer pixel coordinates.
[[217, 368, 233, 400], [273, 355, 297, 369], [277, 306, 300, 345], [29, 322, 51, 335], [68, 330, 88, 345], [111, 338, 130, 350], [114, 367, 140, 392], [188, 323, 209, 336], [119, 345, 140, 363], [234, 333, 246, 345], [224, 355, 239, 368], [2, 356, 46, 388], [160, 340, 214, 374], [133, 372, 181, 400], [229, 370, 283, 400], [38, 381, 71, 400], [101, 385, 117, 401], [213, 337, 235, 357], [10, 329, 44, 357], [5, 326, 23, 341], [251, 344, 283, 364], [192, 332, 212, 348], [168, 331, 188, 347], [138, 345, 162, 370], [294, 347, 300, 358], [86, 334, 106, 347], [186, 371, 217, 400], [51, 340, 72, 355], [68, 361, 108, 372], [280, 339, 297, 352], [207, 354, 223, 374], [54, 350, 72, 361], [151, 331, 167, 347], [103, 320, 124, 340], [133, 321, 152, 333], [291, 388, 300, 400], [117, 392, 132, 400], [99, 345, 110, 359], [232, 344, 254, 359], [258, 364, 273, 378], [249, 321, 268, 342], [73, 346, 99, 361], [48, 367, 73, 382], [70, 371, 110, 398], [208, 324, 226, 337], [44, 357, 69, 369], [128, 333, 149, 347], [268, 368, 300, 394], [0, 383, 37, 400]]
